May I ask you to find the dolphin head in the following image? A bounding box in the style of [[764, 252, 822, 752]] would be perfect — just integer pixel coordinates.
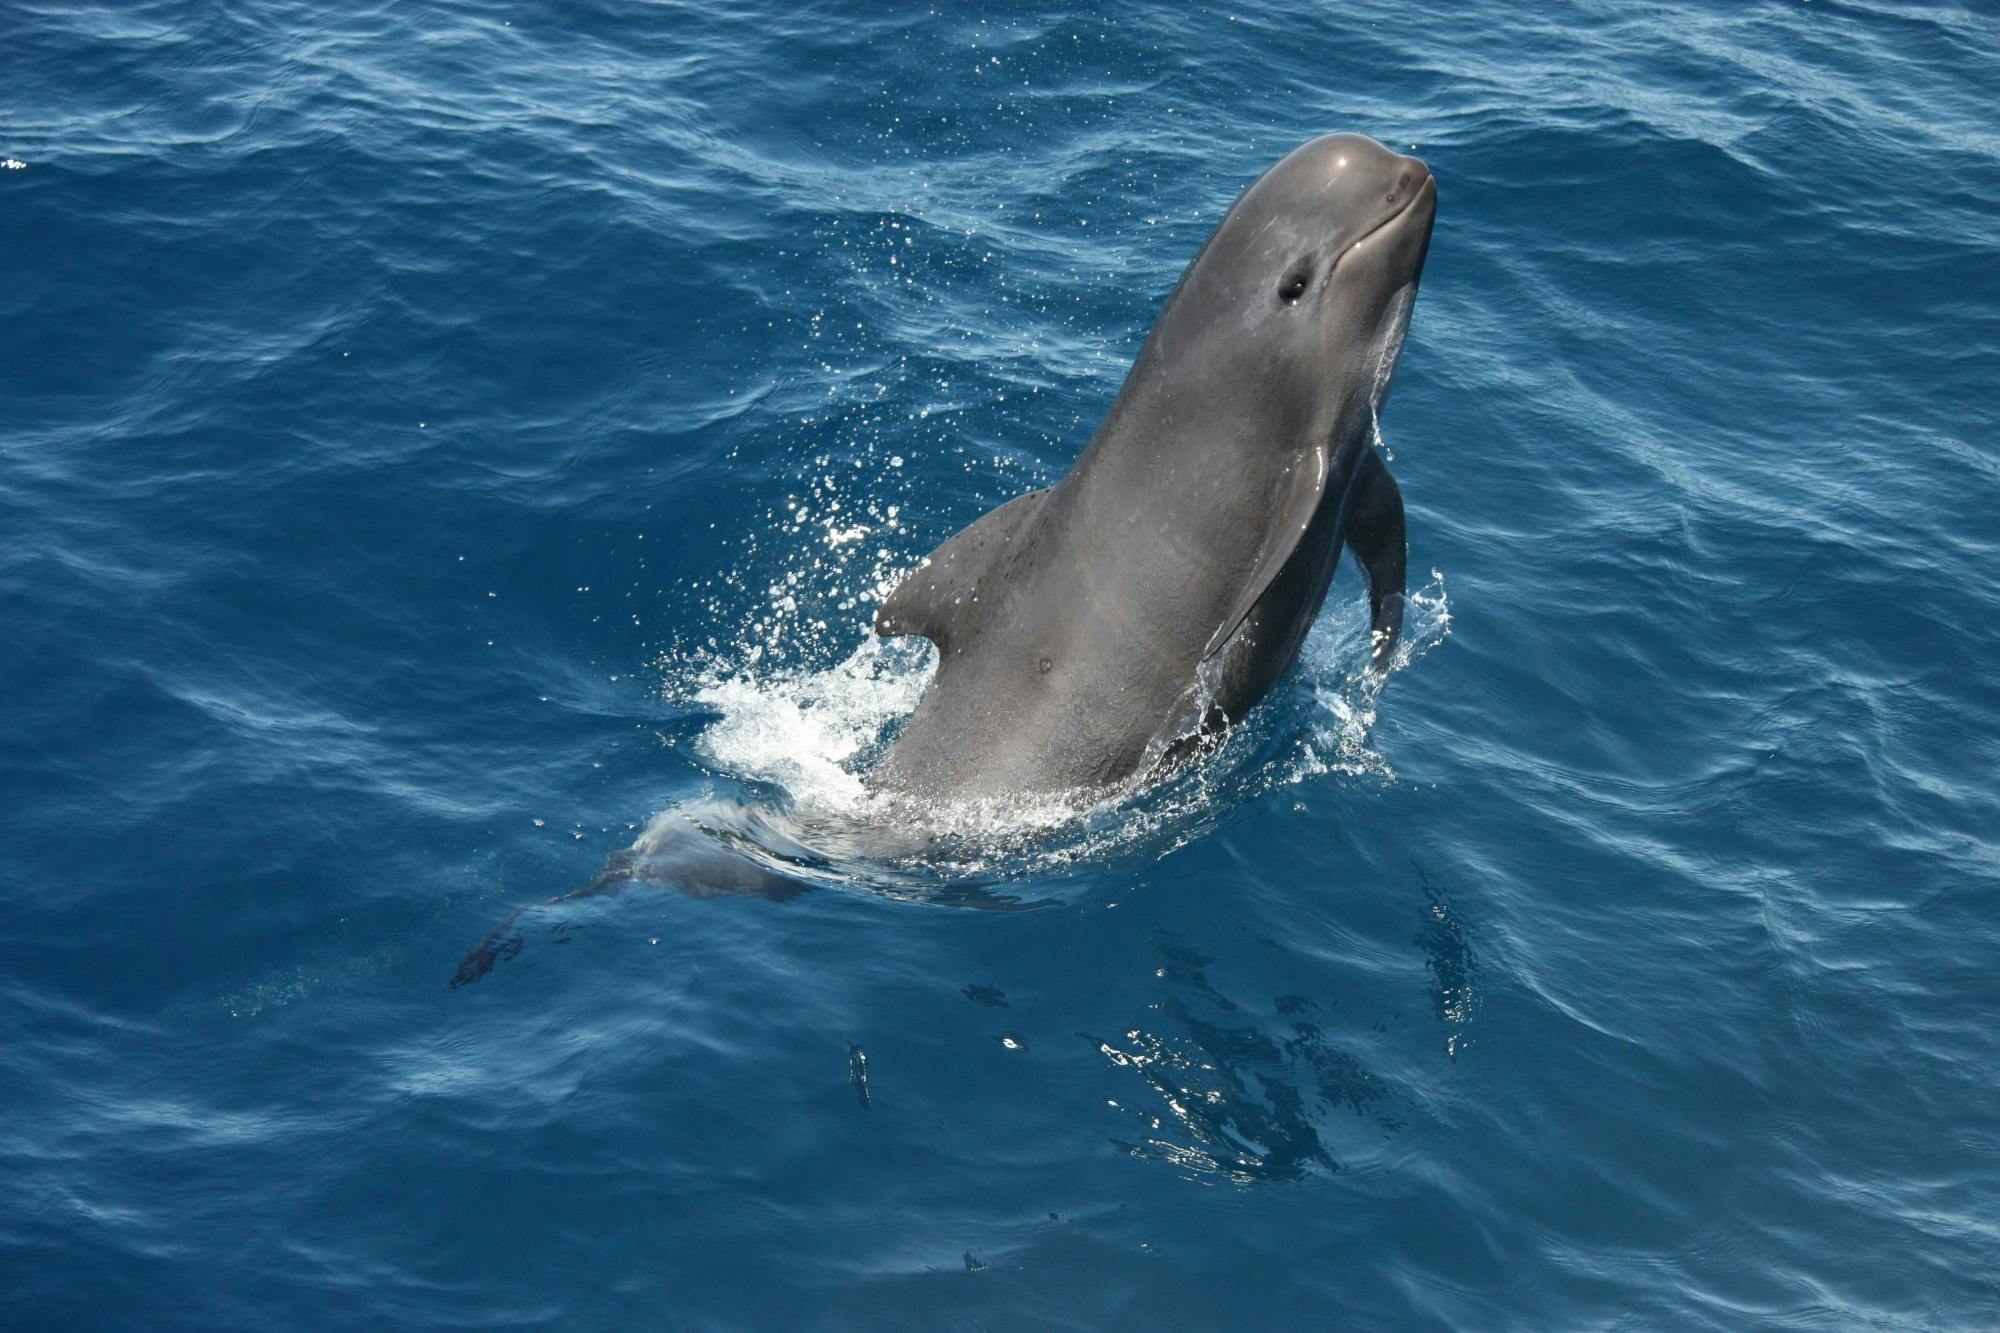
[[1133, 133, 1436, 449]]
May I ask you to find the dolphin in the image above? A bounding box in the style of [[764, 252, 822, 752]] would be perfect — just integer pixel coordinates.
[[451, 134, 1435, 985], [870, 132, 1436, 804]]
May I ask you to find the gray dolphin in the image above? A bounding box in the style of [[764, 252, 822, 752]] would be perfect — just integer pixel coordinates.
[[870, 133, 1436, 803]]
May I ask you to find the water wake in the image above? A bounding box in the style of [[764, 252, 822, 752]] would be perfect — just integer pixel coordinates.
[[652, 553, 1452, 893]]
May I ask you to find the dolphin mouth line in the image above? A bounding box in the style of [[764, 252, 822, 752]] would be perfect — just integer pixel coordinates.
[[1333, 173, 1436, 270]]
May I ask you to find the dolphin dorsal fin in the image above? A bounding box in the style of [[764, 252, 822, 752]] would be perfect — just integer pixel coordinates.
[[1201, 443, 1330, 660], [875, 488, 1050, 650]]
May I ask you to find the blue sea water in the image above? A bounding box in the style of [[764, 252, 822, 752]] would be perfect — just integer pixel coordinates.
[[4, 0, 1998, 1325]]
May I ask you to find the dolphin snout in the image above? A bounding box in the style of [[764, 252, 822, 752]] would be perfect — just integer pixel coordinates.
[[1307, 133, 1424, 192], [1289, 133, 1433, 243]]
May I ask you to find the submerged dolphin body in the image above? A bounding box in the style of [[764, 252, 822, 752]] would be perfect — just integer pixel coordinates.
[[870, 133, 1437, 804]]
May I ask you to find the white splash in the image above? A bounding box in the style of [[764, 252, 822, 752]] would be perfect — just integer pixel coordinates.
[[686, 635, 930, 810], [1283, 566, 1452, 788]]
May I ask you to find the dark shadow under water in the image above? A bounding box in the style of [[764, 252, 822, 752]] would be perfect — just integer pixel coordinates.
[[1091, 938, 1404, 1181]]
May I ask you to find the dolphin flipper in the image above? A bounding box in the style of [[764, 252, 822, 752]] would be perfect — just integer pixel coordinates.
[[1345, 449, 1406, 671], [1202, 443, 1330, 661], [876, 488, 1048, 650]]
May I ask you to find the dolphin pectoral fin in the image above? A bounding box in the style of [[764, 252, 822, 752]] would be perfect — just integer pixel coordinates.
[[1202, 444, 1330, 661], [1345, 449, 1407, 672], [875, 488, 1049, 649]]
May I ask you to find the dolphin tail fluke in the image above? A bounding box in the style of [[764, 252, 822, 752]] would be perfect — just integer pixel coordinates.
[[1346, 449, 1407, 672], [451, 911, 528, 988], [448, 860, 635, 989], [448, 820, 813, 987]]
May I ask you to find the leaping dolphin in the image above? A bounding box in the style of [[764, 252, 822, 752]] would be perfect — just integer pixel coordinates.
[[870, 132, 1437, 803], [450, 134, 1436, 983]]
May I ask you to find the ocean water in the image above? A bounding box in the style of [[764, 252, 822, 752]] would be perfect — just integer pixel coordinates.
[[4, 0, 1997, 1326]]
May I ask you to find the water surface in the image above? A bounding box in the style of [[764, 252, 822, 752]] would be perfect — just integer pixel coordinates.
[[4, 1, 1998, 1326]]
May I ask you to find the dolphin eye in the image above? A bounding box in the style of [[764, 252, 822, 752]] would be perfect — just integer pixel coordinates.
[[1277, 263, 1313, 305]]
